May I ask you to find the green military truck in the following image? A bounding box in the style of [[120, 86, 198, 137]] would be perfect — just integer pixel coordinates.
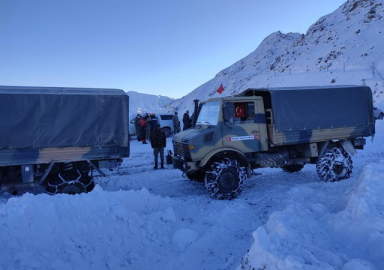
[[0, 86, 130, 195], [172, 86, 375, 199]]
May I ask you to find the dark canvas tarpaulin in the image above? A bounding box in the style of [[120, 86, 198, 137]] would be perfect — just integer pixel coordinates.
[[0, 86, 129, 149], [240, 86, 374, 133]]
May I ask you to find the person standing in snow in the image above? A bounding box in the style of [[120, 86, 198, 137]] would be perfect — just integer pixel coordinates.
[[173, 112, 180, 134], [134, 114, 142, 141], [183, 110, 190, 130], [190, 112, 194, 127], [150, 123, 166, 169], [140, 113, 149, 144], [147, 113, 158, 142]]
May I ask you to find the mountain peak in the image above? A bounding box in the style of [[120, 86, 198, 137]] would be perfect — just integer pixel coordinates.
[[341, 0, 383, 22]]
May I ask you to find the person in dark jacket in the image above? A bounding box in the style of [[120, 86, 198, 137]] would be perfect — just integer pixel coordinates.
[[173, 112, 180, 134], [182, 110, 190, 130], [147, 113, 158, 141], [150, 123, 166, 169], [140, 114, 149, 144], [190, 112, 194, 127], [134, 114, 142, 141]]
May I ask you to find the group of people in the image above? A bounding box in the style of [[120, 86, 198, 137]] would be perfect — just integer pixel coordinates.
[[173, 110, 194, 132], [134, 113, 157, 144], [133, 110, 193, 170]]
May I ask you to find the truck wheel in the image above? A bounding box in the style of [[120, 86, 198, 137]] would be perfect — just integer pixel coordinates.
[[45, 169, 95, 195], [82, 174, 95, 192], [58, 182, 84, 195], [186, 171, 206, 182], [204, 158, 247, 200], [282, 164, 304, 173], [316, 147, 353, 182]]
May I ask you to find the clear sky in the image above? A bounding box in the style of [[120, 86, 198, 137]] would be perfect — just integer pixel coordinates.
[[0, 0, 346, 99]]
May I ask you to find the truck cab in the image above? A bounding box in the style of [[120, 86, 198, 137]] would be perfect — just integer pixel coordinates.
[[173, 96, 269, 171]]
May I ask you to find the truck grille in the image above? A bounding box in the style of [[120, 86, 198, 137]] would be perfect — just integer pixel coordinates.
[[173, 140, 191, 159]]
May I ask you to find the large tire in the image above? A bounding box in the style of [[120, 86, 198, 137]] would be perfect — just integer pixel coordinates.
[[45, 168, 95, 195], [186, 171, 206, 182], [282, 164, 304, 173], [58, 182, 84, 195], [316, 147, 353, 182], [204, 158, 247, 200]]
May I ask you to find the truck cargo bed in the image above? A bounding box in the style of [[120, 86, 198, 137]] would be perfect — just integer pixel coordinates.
[[0, 86, 130, 166], [239, 86, 375, 146]]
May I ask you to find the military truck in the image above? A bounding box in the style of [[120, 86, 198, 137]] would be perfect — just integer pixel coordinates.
[[172, 86, 375, 200], [0, 86, 130, 195]]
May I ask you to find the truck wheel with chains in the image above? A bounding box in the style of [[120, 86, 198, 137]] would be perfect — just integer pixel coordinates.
[[204, 158, 247, 200], [45, 167, 95, 195], [316, 147, 353, 182]]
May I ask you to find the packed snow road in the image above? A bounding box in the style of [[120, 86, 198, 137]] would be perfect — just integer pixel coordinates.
[[0, 121, 383, 270]]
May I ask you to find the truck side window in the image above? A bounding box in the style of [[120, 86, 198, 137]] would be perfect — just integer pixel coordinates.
[[223, 102, 234, 124], [234, 102, 246, 122], [246, 102, 255, 123], [234, 102, 255, 123]]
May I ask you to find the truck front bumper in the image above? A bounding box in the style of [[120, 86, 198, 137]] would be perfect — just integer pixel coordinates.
[[172, 155, 197, 172]]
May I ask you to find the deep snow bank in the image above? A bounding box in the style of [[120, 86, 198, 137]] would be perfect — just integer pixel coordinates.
[[238, 162, 384, 270], [0, 187, 177, 270]]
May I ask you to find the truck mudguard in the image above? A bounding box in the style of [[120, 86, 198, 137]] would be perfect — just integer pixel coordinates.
[[199, 147, 250, 168]]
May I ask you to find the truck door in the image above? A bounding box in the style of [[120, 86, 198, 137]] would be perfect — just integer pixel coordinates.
[[222, 101, 264, 153]]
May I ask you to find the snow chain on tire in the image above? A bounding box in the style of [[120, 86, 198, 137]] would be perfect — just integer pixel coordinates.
[[316, 147, 353, 182], [45, 165, 94, 195], [204, 158, 247, 200]]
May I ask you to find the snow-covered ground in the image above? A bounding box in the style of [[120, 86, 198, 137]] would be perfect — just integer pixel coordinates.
[[1, 120, 383, 270]]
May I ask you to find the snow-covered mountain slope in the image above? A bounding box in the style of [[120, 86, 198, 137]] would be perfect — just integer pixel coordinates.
[[127, 91, 173, 119], [161, 0, 384, 115]]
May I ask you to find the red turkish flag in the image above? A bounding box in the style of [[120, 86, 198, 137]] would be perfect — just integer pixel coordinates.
[[234, 103, 245, 118], [217, 84, 224, 94]]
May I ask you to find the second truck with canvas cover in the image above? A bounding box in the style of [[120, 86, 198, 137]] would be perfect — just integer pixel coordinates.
[[0, 86, 130, 195], [172, 85, 375, 199]]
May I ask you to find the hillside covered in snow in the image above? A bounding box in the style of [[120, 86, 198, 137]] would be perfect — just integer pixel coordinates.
[[127, 91, 173, 119], [160, 0, 384, 115]]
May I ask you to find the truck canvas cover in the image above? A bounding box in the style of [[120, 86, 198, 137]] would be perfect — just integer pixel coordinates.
[[239, 86, 375, 143], [0, 86, 129, 149]]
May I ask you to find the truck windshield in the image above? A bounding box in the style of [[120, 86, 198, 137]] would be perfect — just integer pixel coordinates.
[[196, 101, 221, 126]]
